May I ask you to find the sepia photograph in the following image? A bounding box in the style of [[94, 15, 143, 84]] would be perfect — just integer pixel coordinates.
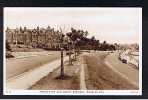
[[3, 7, 142, 95]]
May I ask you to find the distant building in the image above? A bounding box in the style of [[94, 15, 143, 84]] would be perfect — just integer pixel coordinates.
[[5, 26, 62, 50]]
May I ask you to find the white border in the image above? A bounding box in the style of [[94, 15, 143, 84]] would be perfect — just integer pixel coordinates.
[[3, 7, 142, 95], [4, 90, 141, 95]]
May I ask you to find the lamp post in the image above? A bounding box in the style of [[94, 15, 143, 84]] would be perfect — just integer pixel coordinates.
[[60, 34, 65, 79], [60, 47, 64, 79]]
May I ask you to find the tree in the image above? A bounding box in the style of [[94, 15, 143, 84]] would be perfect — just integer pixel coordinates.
[[66, 32, 73, 65], [66, 27, 89, 59], [36, 26, 40, 47], [95, 40, 100, 51], [101, 41, 107, 51], [90, 36, 96, 50]]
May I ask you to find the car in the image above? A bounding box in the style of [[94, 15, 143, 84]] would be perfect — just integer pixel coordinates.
[[122, 59, 127, 63]]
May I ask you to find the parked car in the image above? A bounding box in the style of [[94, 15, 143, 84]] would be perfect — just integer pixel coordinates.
[[122, 59, 127, 63]]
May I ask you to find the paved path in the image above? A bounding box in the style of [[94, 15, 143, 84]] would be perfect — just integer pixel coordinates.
[[6, 51, 61, 79], [6, 56, 69, 90], [80, 53, 88, 90]]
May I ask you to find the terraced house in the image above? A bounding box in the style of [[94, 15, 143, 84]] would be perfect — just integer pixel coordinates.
[[5, 26, 62, 50]]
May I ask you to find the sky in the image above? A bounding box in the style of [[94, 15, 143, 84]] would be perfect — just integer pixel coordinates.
[[4, 7, 142, 44]]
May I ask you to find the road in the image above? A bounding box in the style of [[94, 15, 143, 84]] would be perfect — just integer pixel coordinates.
[[84, 51, 138, 90], [105, 51, 139, 85], [6, 51, 61, 79]]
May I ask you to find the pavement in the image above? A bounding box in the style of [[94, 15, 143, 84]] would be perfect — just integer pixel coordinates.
[[6, 51, 61, 79], [80, 53, 89, 90], [6, 56, 69, 90]]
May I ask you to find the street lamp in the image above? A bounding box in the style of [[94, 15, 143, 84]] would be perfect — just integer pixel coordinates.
[[60, 33, 65, 79]]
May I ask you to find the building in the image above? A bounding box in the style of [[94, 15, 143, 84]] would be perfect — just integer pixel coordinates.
[[5, 26, 63, 50]]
